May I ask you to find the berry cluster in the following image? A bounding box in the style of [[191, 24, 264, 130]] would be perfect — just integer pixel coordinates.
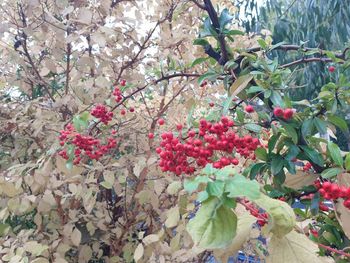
[[113, 87, 123, 103], [91, 104, 113, 125], [303, 162, 312, 171], [58, 124, 117, 165], [273, 107, 294, 120], [315, 181, 350, 209], [156, 116, 260, 175], [241, 200, 268, 226]]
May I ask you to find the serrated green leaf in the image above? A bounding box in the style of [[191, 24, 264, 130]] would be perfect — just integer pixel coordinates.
[[300, 146, 324, 166], [328, 115, 348, 132], [321, 167, 342, 179], [327, 141, 343, 166], [191, 57, 208, 67], [255, 147, 268, 161], [244, 123, 262, 133], [271, 155, 285, 175], [186, 197, 237, 249], [225, 174, 261, 200], [207, 181, 225, 197], [345, 153, 350, 171], [313, 117, 327, 134], [193, 38, 210, 46]]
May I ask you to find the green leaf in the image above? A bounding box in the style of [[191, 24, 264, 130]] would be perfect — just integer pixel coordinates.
[[184, 179, 199, 194], [246, 86, 264, 94], [225, 29, 244, 36], [268, 133, 281, 153], [328, 115, 349, 132], [244, 123, 262, 133], [219, 9, 233, 30], [214, 166, 236, 180], [254, 195, 296, 238], [229, 74, 253, 96], [197, 191, 210, 202], [198, 71, 219, 85], [313, 117, 327, 134], [207, 181, 225, 197], [327, 142, 343, 166], [285, 145, 300, 161], [345, 153, 350, 171], [321, 167, 342, 179], [255, 147, 268, 161], [66, 160, 73, 170], [225, 174, 261, 200], [271, 155, 285, 175], [257, 38, 268, 49], [186, 197, 237, 249], [270, 91, 284, 107], [100, 181, 113, 189], [300, 146, 324, 167], [191, 57, 208, 67], [249, 163, 266, 179], [202, 164, 217, 175], [193, 38, 210, 46], [301, 119, 314, 139], [224, 60, 238, 70], [282, 123, 298, 144]]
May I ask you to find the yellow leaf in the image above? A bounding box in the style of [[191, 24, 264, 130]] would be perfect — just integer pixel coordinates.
[[229, 74, 253, 96], [165, 206, 180, 228], [71, 228, 82, 247], [284, 171, 319, 189], [267, 231, 334, 263], [134, 243, 144, 262]]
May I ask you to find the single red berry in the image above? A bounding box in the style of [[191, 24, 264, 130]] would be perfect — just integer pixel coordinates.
[[328, 66, 335, 73], [158, 118, 165, 125], [176, 124, 183, 130], [200, 81, 207, 87], [245, 105, 254, 113], [279, 197, 286, 201], [120, 79, 126, 86], [319, 203, 329, 212], [148, 133, 154, 139], [344, 199, 350, 209], [129, 107, 135, 112], [120, 109, 126, 115], [209, 102, 214, 107], [273, 107, 284, 117], [283, 108, 294, 120], [322, 181, 332, 191]]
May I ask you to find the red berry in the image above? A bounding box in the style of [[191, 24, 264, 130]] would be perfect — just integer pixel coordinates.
[[344, 199, 350, 209], [328, 66, 335, 73], [209, 102, 214, 107], [120, 79, 126, 86], [283, 108, 294, 120], [158, 118, 165, 125], [176, 124, 183, 130], [129, 107, 135, 112], [273, 107, 284, 117], [245, 105, 254, 113], [148, 133, 154, 139], [200, 81, 207, 87], [120, 109, 126, 115]]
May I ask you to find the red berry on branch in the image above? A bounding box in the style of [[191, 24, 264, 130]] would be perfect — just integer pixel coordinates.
[[209, 102, 214, 107], [245, 105, 254, 113], [129, 107, 135, 112], [158, 118, 165, 125], [176, 124, 183, 130], [120, 109, 126, 115], [200, 81, 207, 87], [328, 66, 335, 73], [120, 79, 126, 86], [273, 107, 284, 117], [148, 133, 154, 139], [283, 108, 294, 120]]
